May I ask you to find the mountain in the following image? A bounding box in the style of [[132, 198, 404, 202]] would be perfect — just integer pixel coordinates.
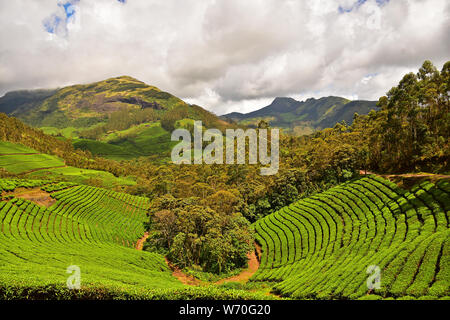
[[0, 76, 224, 128], [0, 76, 234, 160], [222, 96, 378, 134]]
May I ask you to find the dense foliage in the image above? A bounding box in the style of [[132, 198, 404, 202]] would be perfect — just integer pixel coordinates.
[[365, 60, 449, 172], [144, 195, 253, 273]]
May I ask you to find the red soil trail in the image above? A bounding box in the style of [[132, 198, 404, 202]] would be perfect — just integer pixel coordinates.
[[135, 232, 149, 250], [162, 243, 262, 286], [164, 258, 202, 286], [216, 243, 261, 284]]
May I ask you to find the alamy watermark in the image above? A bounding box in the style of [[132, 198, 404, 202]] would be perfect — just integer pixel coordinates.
[[366, 265, 381, 290], [171, 121, 279, 175], [66, 265, 81, 290]]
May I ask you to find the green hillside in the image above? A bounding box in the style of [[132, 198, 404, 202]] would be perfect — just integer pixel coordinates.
[[0, 141, 135, 188], [0, 179, 182, 296], [0, 76, 236, 160], [0, 179, 269, 299], [73, 122, 178, 161], [0, 141, 65, 174], [1, 76, 182, 128], [252, 175, 449, 299], [222, 96, 378, 134]]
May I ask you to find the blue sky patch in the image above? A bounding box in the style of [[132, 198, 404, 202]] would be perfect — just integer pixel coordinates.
[[43, 0, 81, 35]]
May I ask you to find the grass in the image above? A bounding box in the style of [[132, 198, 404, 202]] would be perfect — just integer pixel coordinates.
[[24, 166, 137, 189], [0, 141, 37, 154], [0, 182, 180, 295], [0, 140, 137, 188], [0, 141, 65, 174], [41, 125, 106, 139], [73, 121, 178, 161], [0, 154, 64, 174]]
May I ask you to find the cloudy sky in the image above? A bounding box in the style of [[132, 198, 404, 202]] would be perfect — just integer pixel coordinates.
[[0, 0, 448, 115]]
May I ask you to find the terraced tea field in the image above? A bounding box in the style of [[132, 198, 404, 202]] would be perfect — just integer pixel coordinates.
[[251, 176, 449, 300], [0, 179, 270, 300], [0, 179, 183, 297], [0, 141, 64, 174]]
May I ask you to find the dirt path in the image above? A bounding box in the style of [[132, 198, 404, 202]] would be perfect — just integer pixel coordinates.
[[162, 244, 262, 286], [135, 232, 149, 250], [216, 244, 261, 284], [164, 258, 202, 286]]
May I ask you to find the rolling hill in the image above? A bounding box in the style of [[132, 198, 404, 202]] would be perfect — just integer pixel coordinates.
[[251, 175, 449, 299], [222, 96, 378, 134], [0, 76, 181, 128], [0, 178, 270, 299], [0, 76, 235, 160]]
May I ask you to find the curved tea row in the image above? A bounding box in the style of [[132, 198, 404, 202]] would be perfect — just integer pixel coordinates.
[[0, 180, 181, 293], [252, 176, 449, 299]]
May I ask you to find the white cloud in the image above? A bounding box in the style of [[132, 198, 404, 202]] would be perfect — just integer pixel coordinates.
[[0, 0, 448, 115]]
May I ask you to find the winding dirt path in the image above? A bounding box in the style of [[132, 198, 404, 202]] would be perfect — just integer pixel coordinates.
[[216, 244, 261, 284], [164, 258, 202, 286], [135, 232, 149, 250], [161, 243, 262, 286]]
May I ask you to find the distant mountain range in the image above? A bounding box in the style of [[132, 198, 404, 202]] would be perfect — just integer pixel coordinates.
[[221, 96, 378, 135], [0, 77, 379, 161]]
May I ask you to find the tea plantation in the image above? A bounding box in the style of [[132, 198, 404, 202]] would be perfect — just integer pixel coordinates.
[[0, 179, 269, 300], [251, 175, 449, 300]]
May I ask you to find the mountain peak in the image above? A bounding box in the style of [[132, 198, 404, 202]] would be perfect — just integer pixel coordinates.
[[272, 97, 297, 103], [109, 75, 143, 83]]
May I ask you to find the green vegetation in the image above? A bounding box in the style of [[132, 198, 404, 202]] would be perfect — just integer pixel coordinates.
[[145, 195, 254, 273], [0, 60, 448, 300], [0, 180, 178, 292], [0, 141, 64, 174], [0, 153, 64, 174], [73, 122, 178, 161], [0, 141, 37, 154], [252, 176, 449, 299], [0, 179, 272, 300], [24, 166, 137, 189]]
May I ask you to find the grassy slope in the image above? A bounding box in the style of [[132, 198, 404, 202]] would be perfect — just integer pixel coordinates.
[[0, 141, 135, 188], [0, 76, 236, 161], [24, 166, 137, 189], [13, 76, 185, 128], [0, 141, 64, 174], [0, 180, 183, 295], [73, 122, 178, 161], [0, 179, 271, 300]]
